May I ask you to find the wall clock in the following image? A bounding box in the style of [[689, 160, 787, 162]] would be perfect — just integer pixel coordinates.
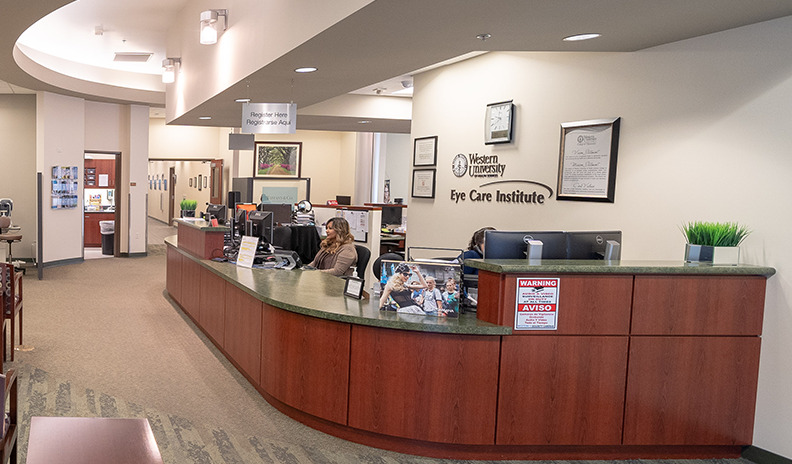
[[485, 100, 514, 144]]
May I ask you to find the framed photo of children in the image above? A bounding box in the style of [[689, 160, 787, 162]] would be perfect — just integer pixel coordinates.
[[378, 260, 461, 318], [254, 141, 302, 178]]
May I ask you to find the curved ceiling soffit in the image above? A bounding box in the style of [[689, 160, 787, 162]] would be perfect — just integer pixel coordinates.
[[14, 45, 164, 105], [1, 0, 164, 105]]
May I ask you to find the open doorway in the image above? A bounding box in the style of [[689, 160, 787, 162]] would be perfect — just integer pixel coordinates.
[[84, 152, 120, 259]]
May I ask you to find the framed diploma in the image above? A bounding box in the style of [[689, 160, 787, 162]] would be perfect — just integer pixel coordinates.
[[557, 117, 621, 202], [411, 169, 436, 199], [413, 136, 438, 166]]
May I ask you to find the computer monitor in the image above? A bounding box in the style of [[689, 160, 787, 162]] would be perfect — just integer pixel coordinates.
[[247, 210, 274, 245], [258, 203, 292, 225], [204, 204, 227, 224], [483, 230, 567, 260], [566, 231, 622, 260], [335, 195, 351, 206], [381, 206, 402, 227]]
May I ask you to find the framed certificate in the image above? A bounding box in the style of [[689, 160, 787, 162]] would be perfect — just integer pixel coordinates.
[[557, 117, 621, 202], [411, 169, 436, 199], [413, 136, 438, 166]]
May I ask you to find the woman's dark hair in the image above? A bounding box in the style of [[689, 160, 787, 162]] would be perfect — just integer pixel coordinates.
[[468, 227, 496, 251]]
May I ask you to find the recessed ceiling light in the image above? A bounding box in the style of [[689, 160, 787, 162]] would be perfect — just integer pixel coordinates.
[[563, 33, 601, 42], [198, 116, 212, 120], [295, 67, 317, 73], [235, 98, 251, 103], [358, 120, 372, 124], [476, 33, 491, 41]]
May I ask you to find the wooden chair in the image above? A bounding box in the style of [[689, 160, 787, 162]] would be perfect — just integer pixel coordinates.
[[0, 264, 22, 362], [0, 369, 17, 464]]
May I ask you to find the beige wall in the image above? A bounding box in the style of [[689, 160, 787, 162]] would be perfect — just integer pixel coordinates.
[[409, 17, 792, 458], [0, 95, 36, 260]]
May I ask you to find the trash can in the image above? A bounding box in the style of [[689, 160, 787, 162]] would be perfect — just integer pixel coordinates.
[[99, 220, 115, 255]]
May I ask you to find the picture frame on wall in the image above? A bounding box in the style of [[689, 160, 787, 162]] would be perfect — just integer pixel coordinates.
[[198, 174, 202, 191], [413, 136, 438, 166], [411, 169, 436, 199], [254, 141, 302, 178], [557, 117, 621, 203], [189, 177, 192, 187]]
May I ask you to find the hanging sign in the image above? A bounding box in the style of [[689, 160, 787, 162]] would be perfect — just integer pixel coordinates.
[[514, 277, 559, 330], [242, 103, 297, 134]]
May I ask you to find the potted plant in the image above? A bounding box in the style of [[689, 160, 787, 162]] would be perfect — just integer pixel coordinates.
[[180, 199, 198, 217], [681, 221, 750, 265]]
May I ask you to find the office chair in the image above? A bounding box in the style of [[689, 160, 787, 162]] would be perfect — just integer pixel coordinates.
[[0, 368, 17, 464], [372, 252, 404, 281], [353, 245, 371, 284], [0, 263, 22, 362]]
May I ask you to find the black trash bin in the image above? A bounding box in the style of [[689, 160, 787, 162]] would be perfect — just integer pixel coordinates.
[[100, 220, 115, 255]]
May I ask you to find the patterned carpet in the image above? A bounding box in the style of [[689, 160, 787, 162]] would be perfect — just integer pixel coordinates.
[[13, 362, 762, 464], [17, 364, 447, 464]]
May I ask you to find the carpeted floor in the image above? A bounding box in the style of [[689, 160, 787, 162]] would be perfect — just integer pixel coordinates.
[[4, 239, 761, 464]]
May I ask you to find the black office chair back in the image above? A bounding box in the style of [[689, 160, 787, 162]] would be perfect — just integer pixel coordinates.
[[353, 245, 371, 283], [272, 225, 292, 250], [372, 252, 405, 281]]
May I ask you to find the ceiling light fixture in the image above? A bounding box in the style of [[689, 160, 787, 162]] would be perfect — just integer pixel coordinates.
[[235, 98, 251, 103], [294, 67, 317, 73], [198, 116, 212, 120], [563, 33, 601, 42], [358, 120, 372, 124], [476, 33, 492, 41], [200, 9, 228, 45], [161, 58, 181, 84]]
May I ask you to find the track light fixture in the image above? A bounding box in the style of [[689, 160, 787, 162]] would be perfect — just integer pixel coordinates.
[[200, 9, 228, 45], [161, 58, 181, 83]]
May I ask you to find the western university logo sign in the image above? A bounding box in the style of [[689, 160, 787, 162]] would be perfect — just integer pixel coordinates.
[[450, 152, 553, 205]]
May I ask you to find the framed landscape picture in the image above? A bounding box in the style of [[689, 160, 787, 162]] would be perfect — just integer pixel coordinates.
[[254, 141, 302, 178]]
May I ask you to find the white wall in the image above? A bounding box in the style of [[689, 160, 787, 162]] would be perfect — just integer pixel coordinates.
[[0, 95, 36, 261], [409, 17, 792, 458], [36, 92, 85, 263], [381, 133, 410, 203], [85, 101, 149, 254]]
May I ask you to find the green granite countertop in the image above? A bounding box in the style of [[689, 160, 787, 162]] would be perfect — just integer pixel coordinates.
[[166, 237, 508, 335], [465, 258, 776, 277], [174, 218, 230, 232]]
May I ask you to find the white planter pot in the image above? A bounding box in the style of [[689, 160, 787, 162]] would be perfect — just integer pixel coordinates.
[[684, 244, 740, 265]]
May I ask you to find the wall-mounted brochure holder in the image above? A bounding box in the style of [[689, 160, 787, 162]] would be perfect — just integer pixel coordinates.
[[51, 165, 79, 209]]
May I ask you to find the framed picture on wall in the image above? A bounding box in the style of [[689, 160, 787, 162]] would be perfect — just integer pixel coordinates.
[[557, 117, 621, 203], [413, 136, 437, 166], [198, 174, 202, 191], [254, 141, 302, 178], [189, 177, 192, 187], [411, 169, 436, 199]]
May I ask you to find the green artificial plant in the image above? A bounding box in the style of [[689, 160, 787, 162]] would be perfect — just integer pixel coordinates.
[[180, 199, 198, 211], [681, 221, 751, 247]]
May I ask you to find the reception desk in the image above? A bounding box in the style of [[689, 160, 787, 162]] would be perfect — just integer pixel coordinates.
[[166, 221, 775, 459]]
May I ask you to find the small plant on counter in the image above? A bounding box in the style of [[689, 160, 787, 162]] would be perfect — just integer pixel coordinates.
[[180, 199, 197, 211], [681, 221, 751, 247], [180, 199, 198, 217]]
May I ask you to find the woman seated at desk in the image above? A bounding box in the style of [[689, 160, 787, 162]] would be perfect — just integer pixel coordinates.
[[308, 217, 358, 276]]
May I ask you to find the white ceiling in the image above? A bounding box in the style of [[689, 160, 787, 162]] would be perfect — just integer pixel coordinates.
[[2, 1, 792, 133]]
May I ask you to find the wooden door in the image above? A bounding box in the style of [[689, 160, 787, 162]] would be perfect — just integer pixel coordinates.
[[168, 167, 176, 225], [209, 159, 223, 205]]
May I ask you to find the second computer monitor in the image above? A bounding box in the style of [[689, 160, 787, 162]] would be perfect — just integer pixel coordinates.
[[483, 230, 567, 260], [381, 206, 403, 227], [566, 230, 622, 260]]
